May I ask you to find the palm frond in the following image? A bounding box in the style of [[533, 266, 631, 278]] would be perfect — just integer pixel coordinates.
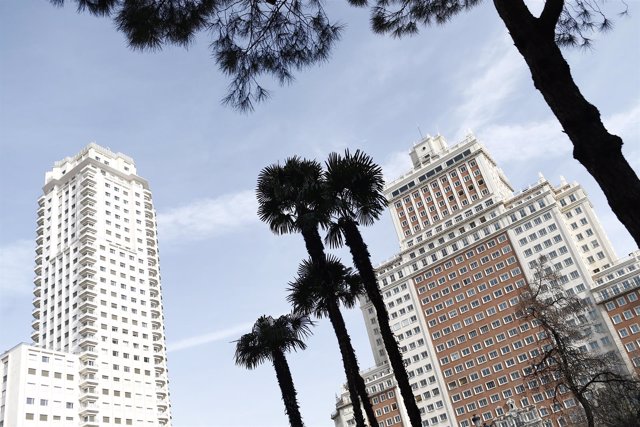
[[287, 255, 364, 318], [234, 313, 313, 369], [324, 221, 346, 248], [256, 157, 331, 235], [325, 149, 387, 227]]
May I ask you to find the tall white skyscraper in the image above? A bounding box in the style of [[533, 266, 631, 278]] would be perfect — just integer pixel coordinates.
[[1, 144, 171, 426]]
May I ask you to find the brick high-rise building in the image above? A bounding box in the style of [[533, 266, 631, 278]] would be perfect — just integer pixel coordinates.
[[332, 134, 632, 427], [1, 144, 171, 427]]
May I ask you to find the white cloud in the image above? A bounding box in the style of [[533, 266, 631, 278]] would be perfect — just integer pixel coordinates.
[[453, 34, 526, 136], [478, 118, 569, 162], [381, 150, 413, 184], [157, 190, 259, 242], [478, 100, 640, 164], [0, 239, 34, 296], [167, 321, 254, 353]]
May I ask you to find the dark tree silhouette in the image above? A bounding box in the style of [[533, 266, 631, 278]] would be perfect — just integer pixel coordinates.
[[256, 157, 377, 427], [51, 0, 640, 247], [288, 256, 378, 427], [234, 313, 313, 427], [518, 256, 639, 427], [324, 149, 421, 427]]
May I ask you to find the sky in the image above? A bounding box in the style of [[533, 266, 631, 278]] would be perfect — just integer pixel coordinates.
[[0, 1, 639, 426]]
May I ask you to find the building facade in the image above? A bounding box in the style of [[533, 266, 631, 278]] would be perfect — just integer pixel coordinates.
[[1, 144, 171, 427], [1, 344, 79, 427], [333, 134, 631, 427], [592, 251, 640, 375]]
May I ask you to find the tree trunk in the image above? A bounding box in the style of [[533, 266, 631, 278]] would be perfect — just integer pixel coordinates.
[[271, 349, 305, 427], [326, 297, 379, 427], [342, 218, 422, 427], [493, 0, 640, 248], [299, 224, 375, 426]]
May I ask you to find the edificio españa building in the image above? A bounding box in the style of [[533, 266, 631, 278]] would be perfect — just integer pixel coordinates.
[[332, 134, 639, 427], [1, 144, 171, 427]]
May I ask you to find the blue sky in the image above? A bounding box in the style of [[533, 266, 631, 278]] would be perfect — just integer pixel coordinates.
[[1, 1, 638, 426]]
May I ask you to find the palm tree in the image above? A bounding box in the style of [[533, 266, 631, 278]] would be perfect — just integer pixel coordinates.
[[256, 156, 330, 261], [234, 313, 312, 427], [257, 158, 377, 427], [288, 256, 376, 427], [325, 149, 422, 427]]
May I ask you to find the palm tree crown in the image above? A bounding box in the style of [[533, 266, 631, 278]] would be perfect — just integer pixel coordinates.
[[324, 149, 387, 246], [234, 313, 313, 370], [257, 157, 330, 236], [287, 255, 364, 318]]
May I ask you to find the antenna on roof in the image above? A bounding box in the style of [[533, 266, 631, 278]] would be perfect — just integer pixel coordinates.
[[417, 125, 424, 139]]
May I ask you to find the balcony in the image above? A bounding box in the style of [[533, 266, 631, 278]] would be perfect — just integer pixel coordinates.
[[79, 334, 98, 346], [80, 387, 98, 402], [79, 275, 97, 287], [150, 295, 160, 306], [80, 420, 99, 427], [155, 377, 167, 387], [82, 174, 97, 187], [36, 224, 44, 236], [79, 285, 97, 299], [33, 294, 41, 306], [80, 186, 96, 197], [78, 298, 97, 311], [80, 374, 99, 388], [151, 308, 161, 317], [155, 366, 165, 375], [156, 390, 167, 400], [35, 245, 43, 255], [34, 264, 42, 275], [79, 402, 99, 415], [78, 263, 96, 277], [79, 251, 97, 265], [80, 215, 97, 227], [37, 205, 45, 216], [79, 350, 98, 363], [148, 267, 158, 277], [79, 322, 97, 335], [79, 310, 97, 323], [80, 234, 96, 245], [80, 194, 95, 207], [32, 307, 41, 318], [80, 362, 98, 375], [145, 219, 154, 228], [148, 277, 158, 288], [154, 355, 165, 364], [80, 223, 97, 236], [80, 204, 97, 216], [31, 319, 40, 330], [31, 330, 39, 342]]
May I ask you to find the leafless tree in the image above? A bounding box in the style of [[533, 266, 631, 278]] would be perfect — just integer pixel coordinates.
[[517, 255, 638, 427]]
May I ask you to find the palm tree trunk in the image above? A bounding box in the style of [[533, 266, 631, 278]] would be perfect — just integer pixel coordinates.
[[344, 361, 368, 427], [326, 297, 379, 427], [299, 223, 377, 426], [493, 0, 640, 248], [341, 218, 422, 427], [271, 349, 305, 427]]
